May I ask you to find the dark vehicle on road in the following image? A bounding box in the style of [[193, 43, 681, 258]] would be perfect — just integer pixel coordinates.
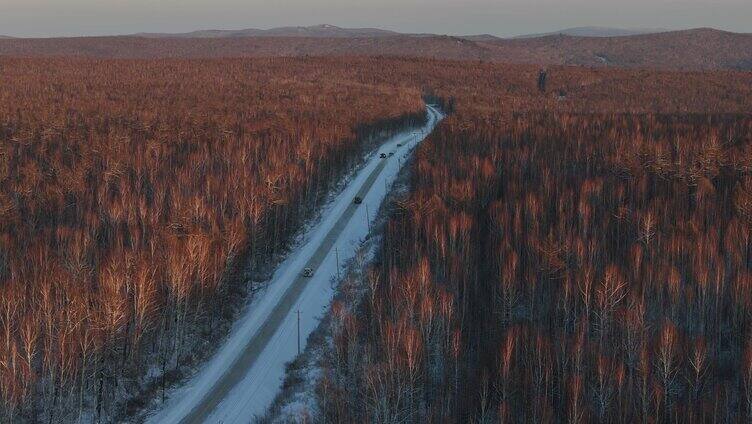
[[302, 268, 314, 278], [380, 153, 387, 159], [353, 196, 363, 204]]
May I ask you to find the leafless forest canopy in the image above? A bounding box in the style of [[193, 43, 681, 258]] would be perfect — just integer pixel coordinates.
[[320, 111, 752, 422], [0, 57, 424, 421], [290, 61, 752, 422], [0, 54, 752, 422]]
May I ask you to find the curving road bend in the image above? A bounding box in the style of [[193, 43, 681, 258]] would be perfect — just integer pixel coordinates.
[[146, 105, 443, 424]]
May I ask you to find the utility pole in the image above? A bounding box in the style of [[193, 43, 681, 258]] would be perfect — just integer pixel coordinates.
[[335, 247, 340, 281], [365, 204, 371, 234], [296, 309, 301, 355]]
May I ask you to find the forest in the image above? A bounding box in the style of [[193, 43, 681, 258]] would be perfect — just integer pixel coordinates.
[[302, 64, 752, 422], [2, 55, 752, 422], [0, 57, 423, 421]]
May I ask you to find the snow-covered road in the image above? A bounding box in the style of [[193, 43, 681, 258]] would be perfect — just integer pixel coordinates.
[[146, 105, 443, 424]]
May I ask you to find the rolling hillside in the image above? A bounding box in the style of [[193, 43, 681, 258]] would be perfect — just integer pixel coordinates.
[[133, 24, 400, 38], [514, 26, 667, 38], [488, 28, 752, 70], [0, 28, 750, 70]]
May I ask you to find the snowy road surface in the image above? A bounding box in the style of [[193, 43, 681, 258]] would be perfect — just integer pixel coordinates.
[[146, 105, 443, 424]]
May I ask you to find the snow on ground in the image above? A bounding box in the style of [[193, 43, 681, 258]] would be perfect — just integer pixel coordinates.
[[145, 105, 443, 424], [263, 169, 404, 424]]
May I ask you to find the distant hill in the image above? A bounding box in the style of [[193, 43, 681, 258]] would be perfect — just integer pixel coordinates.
[[489, 28, 752, 70], [515, 26, 667, 38], [460, 34, 502, 42], [0, 27, 750, 71], [133, 24, 399, 39]]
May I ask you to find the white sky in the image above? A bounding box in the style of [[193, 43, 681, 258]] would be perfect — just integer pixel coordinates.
[[1, 0, 750, 38]]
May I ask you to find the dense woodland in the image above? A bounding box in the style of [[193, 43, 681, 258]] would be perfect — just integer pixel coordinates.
[[2, 55, 752, 422], [312, 67, 752, 422], [0, 57, 424, 421]]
